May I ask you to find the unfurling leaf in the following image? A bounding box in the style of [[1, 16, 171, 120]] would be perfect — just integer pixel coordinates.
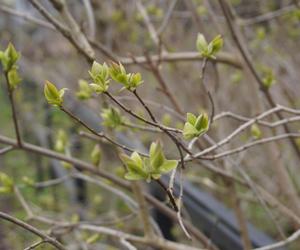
[[44, 81, 66, 107], [89, 61, 110, 93], [120, 142, 178, 182], [196, 33, 208, 53], [0, 43, 20, 71], [109, 62, 143, 91], [196, 33, 223, 59], [183, 112, 209, 140]]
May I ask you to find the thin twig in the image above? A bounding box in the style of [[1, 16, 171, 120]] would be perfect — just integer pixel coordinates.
[[0, 211, 66, 250], [0, 146, 14, 155], [4, 72, 22, 147]]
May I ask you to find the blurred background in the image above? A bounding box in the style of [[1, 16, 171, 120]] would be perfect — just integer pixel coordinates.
[[0, 0, 300, 249]]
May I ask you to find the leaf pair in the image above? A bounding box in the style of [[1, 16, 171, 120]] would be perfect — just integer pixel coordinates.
[[44, 81, 67, 107], [183, 113, 209, 140], [196, 33, 223, 59], [120, 142, 178, 182]]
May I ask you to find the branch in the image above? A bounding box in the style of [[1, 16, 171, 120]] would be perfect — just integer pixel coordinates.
[[4, 72, 22, 147], [253, 228, 300, 250], [0, 211, 66, 250]]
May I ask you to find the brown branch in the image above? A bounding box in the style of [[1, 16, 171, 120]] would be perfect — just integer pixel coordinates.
[[28, 0, 94, 63], [0, 211, 66, 250], [0, 146, 14, 155], [4, 72, 22, 147]]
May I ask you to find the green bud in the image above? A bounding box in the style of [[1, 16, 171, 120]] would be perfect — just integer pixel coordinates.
[[44, 81, 67, 107], [0, 172, 14, 194], [54, 129, 68, 152], [7, 67, 22, 90], [120, 142, 177, 182], [196, 33, 223, 59], [251, 124, 262, 139], [109, 62, 142, 91], [89, 61, 110, 93], [262, 68, 276, 89], [0, 43, 20, 71], [91, 144, 102, 166], [183, 112, 209, 140]]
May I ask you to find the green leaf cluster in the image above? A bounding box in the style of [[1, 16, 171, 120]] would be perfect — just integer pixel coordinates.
[[0, 172, 14, 194], [120, 142, 178, 182], [109, 62, 143, 91], [0, 43, 22, 90], [44, 81, 67, 107], [183, 112, 209, 140], [76, 79, 93, 100], [196, 33, 223, 59], [89, 61, 110, 93], [0, 43, 20, 71], [88, 61, 143, 93], [101, 107, 125, 129]]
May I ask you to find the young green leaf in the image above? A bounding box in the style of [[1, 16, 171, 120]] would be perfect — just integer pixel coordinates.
[[109, 62, 143, 91], [44, 81, 66, 107], [196, 33, 208, 54], [183, 112, 209, 140], [210, 35, 223, 56], [89, 61, 110, 93], [196, 33, 223, 59], [0, 43, 20, 71], [120, 142, 178, 183], [91, 144, 102, 166]]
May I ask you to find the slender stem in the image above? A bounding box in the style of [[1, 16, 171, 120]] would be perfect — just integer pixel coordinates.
[[105, 92, 193, 157], [79, 131, 148, 157], [0, 211, 66, 250], [156, 179, 179, 212], [4, 72, 22, 147], [0, 146, 14, 155], [131, 182, 155, 239], [133, 89, 157, 122]]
